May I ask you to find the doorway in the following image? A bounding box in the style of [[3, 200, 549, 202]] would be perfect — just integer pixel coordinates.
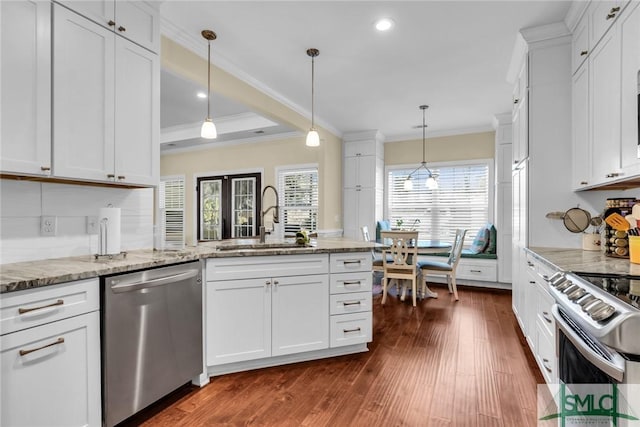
[[197, 173, 262, 240]]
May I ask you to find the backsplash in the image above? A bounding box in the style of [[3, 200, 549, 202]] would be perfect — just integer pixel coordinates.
[[0, 180, 154, 264]]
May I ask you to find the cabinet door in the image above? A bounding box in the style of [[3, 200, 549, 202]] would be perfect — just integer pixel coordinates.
[[56, 0, 114, 29], [357, 187, 376, 240], [1, 312, 101, 427], [589, 24, 622, 184], [271, 274, 329, 356], [356, 156, 376, 188], [619, 2, 640, 176], [115, 1, 159, 52], [572, 13, 589, 74], [206, 278, 271, 365], [342, 187, 358, 239], [589, 0, 625, 48], [114, 37, 159, 186], [53, 5, 115, 182], [0, 1, 51, 175], [343, 156, 358, 189], [572, 64, 591, 189]]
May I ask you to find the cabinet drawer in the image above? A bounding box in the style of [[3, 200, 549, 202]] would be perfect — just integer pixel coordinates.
[[1, 279, 99, 335], [330, 311, 372, 348], [457, 262, 497, 281], [329, 272, 372, 294], [536, 284, 555, 337], [536, 318, 557, 384], [207, 254, 328, 281], [1, 311, 101, 427], [329, 252, 372, 274], [330, 292, 371, 315]]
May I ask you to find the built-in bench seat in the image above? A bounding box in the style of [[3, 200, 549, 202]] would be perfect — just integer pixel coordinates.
[[418, 254, 499, 285], [429, 250, 498, 260]]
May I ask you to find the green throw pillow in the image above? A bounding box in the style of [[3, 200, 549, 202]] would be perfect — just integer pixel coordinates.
[[485, 224, 498, 254]]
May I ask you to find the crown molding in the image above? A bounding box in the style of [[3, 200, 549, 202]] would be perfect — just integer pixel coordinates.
[[384, 124, 494, 143], [492, 112, 512, 129], [160, 17, 342, 138], [342, 130, 385, 143]]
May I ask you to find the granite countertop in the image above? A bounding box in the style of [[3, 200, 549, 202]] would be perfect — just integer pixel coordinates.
[[0, 237, 380, 294], [528, 247, 640, 276]]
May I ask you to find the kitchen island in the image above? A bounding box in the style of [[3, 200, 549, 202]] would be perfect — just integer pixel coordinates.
[[0, 237, 377, 426]]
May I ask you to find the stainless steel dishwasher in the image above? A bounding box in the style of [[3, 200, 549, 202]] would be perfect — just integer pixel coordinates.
[[102, 261, 203, 427]]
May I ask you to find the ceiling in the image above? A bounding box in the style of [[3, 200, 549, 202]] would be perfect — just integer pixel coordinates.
[[159, 1, 572, 150]]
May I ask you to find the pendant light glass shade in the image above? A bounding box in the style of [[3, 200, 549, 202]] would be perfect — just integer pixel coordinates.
[[201, 30, 217, 140], [404, 105, 438, 190], [201, 118, 217, 139], [306, 129, 320, 147], [306, 48, 320, 147]]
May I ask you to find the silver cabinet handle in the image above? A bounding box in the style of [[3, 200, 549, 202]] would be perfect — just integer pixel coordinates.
[[117, 175, 126, 180], [542, 358, 553, 373], [265, 280, 271, 286], [605, 172, 621, 178], [20, 337, 64, 356], [40, 166, 51, 172], [343, 327, 361, 334], [118, 26, 126, 32], [343, 281, 362, 287], [342, 301, 362, 306], [580, 50, 588, 56], [111, 270, 199, 293], [108, 20, 115, 27], [542, 311, 553, 324], [342, 260, 362, 265], [273, 280, 279, 285], [470, 269, 482, 273], [18, 299, 64, 314]]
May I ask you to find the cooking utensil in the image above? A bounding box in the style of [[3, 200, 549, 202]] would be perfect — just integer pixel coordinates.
[[605, 212, 630, 231], [562, 207, 591, 233]]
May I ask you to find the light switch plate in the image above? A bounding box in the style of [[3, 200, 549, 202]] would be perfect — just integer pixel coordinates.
[[86, 216, 98, 235], [41, 216, 57, 236]]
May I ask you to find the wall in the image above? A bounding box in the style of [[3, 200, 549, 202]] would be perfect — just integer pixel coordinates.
[[0, 179, 153, 264], [384, 131, 496, 165]]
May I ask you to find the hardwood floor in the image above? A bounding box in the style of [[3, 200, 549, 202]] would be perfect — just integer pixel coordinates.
[[124, 284, 545, 426]]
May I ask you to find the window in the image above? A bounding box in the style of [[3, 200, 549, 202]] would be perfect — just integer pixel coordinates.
[[386, 160, 492, 244], [159, 176, 185, 248], [277, 166, 318, 238]]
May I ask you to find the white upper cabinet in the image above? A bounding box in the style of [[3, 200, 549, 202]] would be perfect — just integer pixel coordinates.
[[589, 0, 627, 48], [52, 4, 159, 186], [571, 12, 589, 74], [0, 1, 52, 176], [53, 6, 116, 182], [56, 0, 159, 52], [618, 1, 640, 177], [570, 0, 639, 189]]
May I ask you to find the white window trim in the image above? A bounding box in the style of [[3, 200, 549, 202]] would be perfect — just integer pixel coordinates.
[[384, 158, 495, 241], [275, 163, 319, 239]]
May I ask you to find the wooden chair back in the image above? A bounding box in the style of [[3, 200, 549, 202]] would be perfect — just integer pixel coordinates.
[[447, 229, 467, 268], [380, 230, 419, 276]]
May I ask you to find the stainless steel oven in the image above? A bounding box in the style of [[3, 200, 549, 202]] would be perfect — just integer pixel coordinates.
[[548, 271, 640, 385]]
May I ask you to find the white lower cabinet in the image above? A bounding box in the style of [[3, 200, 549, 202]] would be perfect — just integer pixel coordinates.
[[206, 255, 329, 367], [329, 253, 373, 348], [0, 279, 101, 427]]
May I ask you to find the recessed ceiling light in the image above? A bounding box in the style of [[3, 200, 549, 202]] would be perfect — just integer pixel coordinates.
[[375, 18, 394, 32], [196, 92, 207, 99]]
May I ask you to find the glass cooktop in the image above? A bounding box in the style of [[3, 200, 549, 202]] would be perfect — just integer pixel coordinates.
[[574, 272, 640, 310]]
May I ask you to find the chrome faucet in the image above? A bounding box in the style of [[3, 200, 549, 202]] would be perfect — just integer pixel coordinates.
[[259, 185, 280, 243]]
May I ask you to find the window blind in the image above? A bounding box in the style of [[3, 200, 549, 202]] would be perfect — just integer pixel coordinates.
[[277, 167, 318, 238], [159, 176, 185, 246], [387, 162, 490, 244]]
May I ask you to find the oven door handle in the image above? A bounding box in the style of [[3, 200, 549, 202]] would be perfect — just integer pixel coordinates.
[[552, 305, 625, 382]]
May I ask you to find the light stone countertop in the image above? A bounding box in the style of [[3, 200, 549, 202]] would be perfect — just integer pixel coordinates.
[[528, 247, 640, 276], [0, 238, 380, 294]]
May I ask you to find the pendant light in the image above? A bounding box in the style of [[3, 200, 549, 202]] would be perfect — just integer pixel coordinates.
[[305, 48, 320, 147], [201, 30, 217, 139], [404, 105, 438, 191]]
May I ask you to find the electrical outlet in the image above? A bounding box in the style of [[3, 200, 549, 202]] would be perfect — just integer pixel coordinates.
[[40, 216, 57, 236], [86, 216, 99, 234]]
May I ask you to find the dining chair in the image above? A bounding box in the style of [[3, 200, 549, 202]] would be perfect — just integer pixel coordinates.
[[419, 229, 467, 301], [361, 225, 383, 273], [380, 230, 420, 306]]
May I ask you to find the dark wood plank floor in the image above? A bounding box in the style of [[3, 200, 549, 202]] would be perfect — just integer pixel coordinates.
[[124, 284, 545, 426]]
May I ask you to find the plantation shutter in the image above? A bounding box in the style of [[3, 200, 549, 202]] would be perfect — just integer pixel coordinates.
[[159, 176, 185, 247], [387, 163, 489, 243], [277, 167, 318, 238]]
